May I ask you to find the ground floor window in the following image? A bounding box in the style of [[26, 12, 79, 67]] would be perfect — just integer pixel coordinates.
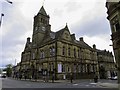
[[58, 63, 62, 73]]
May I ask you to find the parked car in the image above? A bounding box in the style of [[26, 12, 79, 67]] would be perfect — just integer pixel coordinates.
[[108, 76, 111, 79], [111, 76, 118, 80]]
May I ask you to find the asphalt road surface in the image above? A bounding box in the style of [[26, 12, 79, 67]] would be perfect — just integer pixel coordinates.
[[1, 77, 118, 90]]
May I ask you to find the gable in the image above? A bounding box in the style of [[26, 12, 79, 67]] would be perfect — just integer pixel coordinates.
[[62, 30, 72, 41]]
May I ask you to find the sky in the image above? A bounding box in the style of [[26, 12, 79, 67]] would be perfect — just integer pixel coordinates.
[[0, 0, 114, 67]]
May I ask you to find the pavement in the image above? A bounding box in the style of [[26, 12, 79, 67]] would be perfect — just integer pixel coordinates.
[[0, 78, 2, 89], [97, 82, 119, 88]]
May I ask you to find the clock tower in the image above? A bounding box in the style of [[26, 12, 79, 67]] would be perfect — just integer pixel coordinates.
[[32, 6, 51, 46]]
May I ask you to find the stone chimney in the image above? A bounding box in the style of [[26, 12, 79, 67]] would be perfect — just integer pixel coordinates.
[[71, 34, 76, 40], [79, 37, 84, 41], [27, 37, 30, 43], [93, 44, 96, 49]]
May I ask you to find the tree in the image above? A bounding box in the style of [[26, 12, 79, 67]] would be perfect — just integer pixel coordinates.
[[5, 64, 13, 77]]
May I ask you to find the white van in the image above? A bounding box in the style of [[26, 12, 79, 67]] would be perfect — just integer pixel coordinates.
[[1, 71, 7, 78]]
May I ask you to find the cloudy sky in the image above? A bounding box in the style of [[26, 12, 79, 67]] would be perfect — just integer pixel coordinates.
[[1, 0, 114, 67]]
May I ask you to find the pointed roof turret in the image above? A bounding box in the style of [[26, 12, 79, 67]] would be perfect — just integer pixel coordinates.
[[64, 23, 69, 30], [38, 6, 47, 15]]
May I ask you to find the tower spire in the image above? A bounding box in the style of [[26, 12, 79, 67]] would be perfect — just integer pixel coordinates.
[[65, 23, 68, 29], [38, 6, 47, 15]]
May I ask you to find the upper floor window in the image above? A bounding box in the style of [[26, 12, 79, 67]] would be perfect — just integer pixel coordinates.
[[68, 47, 70, 56], [52, 47, 55, 56], [78, 50, 80, 58], [40, 51, 45, 59], [32, 53, 35, 59], [74, 48, 76, 57], [50, 47, 52, 56], [42, 52, 45, 58], [62, 46, 65, 55], [50, 46, 55, 56], [68, 67, 70, 72]]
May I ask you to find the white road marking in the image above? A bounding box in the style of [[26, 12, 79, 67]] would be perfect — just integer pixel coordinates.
[[86, 85, 90, 86], [73, 84, 78, 85], [90, 83, 97, 84]]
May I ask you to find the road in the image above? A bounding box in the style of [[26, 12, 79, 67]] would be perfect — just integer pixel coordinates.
[[1, 77, 118, 90]]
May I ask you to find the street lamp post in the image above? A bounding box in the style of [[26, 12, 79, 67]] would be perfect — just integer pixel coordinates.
[[0, 0, 12, 27], [0, 13, 4, 27], [5, 0, 13, 4]]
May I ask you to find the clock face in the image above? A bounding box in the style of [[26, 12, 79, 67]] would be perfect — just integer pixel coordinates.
[[42, 26, 45, 31], [35, 27, 38, 31]]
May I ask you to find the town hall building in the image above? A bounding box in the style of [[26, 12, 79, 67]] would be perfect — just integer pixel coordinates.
[[13, 6, 116, 80]]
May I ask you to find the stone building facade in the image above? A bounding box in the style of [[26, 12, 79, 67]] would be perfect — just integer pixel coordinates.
[[106, 0, 120, 84], [93, 45, 116, 79], [12, 63, 20, 78], [15, 6, 116, 80]]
